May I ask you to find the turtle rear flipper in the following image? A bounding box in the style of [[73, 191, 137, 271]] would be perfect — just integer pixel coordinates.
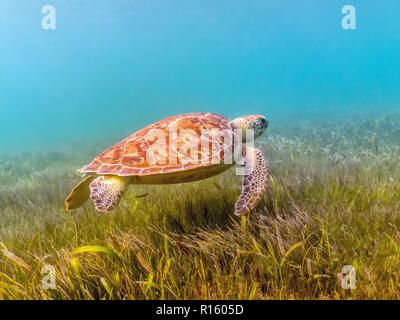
[[89, 176, 129, 212], [65, 175, 95, 211], [235, 147, 270, 216]]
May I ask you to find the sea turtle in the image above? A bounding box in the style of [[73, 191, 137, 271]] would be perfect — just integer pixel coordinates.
[[65, 112, 270, 215]]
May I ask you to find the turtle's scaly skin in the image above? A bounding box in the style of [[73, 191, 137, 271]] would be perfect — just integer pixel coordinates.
[[81, 113, 234, 179], [234, 147, 270, 215]]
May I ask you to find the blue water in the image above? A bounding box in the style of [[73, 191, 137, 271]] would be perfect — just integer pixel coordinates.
[[1, 0, 399, 152]]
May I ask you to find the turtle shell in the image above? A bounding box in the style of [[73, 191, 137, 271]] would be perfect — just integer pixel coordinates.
[[80, 113, 235, 176]]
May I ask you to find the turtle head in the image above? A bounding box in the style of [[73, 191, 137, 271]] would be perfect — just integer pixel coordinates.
[[232, 115, 268, 141]]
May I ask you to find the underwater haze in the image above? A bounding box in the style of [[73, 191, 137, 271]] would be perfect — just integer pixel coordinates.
[[2, 1, 400, 300], [1, 0, 399, 153]]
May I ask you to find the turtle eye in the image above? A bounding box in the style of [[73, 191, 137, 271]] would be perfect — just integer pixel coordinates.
[[260, 118, 268, 129]]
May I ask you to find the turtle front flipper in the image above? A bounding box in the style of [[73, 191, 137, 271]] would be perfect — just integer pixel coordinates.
[[89, 176, 129, 212], [65, 175, 95, 211], [235, 147, 270, 216]]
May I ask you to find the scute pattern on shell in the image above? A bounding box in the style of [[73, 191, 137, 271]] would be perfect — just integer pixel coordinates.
[[80, 113, 234, 176]]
